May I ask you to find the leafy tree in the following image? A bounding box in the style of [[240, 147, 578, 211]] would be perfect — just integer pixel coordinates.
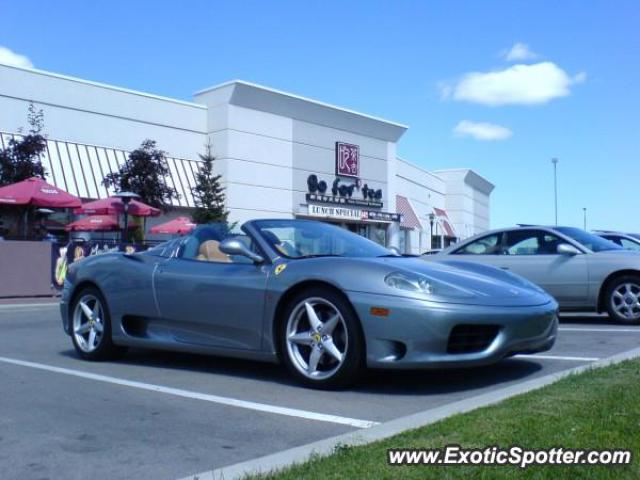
[[191, 143, 229, 224], [0, 102, 47, 186], [103, 139, 178, 211]]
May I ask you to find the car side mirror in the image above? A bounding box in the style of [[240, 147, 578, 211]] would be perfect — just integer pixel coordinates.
[[557, 243, 580, 255], [388, 246, 402, 256], [219, 238, 264, 263]]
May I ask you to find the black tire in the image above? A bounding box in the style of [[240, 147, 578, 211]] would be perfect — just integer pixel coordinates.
[[278, 287, 364, 389], [604, 275, 640, 325], [70, 286, 127, 360]]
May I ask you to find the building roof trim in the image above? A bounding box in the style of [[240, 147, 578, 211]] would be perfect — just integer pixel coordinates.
[[195, 80, 408, 142], [435, 168, 495, 195], [0, 62, 207, 110]]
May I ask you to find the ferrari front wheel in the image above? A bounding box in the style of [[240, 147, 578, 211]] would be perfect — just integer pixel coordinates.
[[280, 288, 364, 388]]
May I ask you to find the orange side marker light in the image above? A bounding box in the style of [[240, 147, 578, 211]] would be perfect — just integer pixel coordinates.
[[370, 307, 390, 317]]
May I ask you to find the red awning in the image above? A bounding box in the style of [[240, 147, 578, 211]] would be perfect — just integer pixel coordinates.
[[150, 217, 197, 235], [433, 207, 456, 237], [65, 215, 129, 232], [75, 196, 161, 217], [0, 177, 82, 208], [396, 195, 423, 229]]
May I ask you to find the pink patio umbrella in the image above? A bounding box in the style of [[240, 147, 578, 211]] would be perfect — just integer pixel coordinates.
[[150, 216, 197, 235], [65, 215, 136, 232], [74, 196, 161, 217], [0, 177, 81, 208]]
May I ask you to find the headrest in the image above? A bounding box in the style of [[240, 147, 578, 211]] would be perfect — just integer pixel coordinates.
[[199, 240, 230, 262]]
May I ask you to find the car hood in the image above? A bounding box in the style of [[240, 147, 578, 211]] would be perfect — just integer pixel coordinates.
[[590, 249, 640, 260], [342, 257, 554, 307]]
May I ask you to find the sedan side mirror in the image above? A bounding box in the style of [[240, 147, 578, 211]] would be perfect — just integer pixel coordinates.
[[557, 243, 580, 255], [219, 238, 264, 263]]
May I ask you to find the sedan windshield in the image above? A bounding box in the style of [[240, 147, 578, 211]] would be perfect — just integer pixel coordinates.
[[253, 219, 393, 258], [555, 227, 622, 252]]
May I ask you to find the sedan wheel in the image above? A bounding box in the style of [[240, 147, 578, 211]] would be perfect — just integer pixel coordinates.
[[280, 288, 363, 388], [606, 276, 640, 324], [70, 287, 126, 360]]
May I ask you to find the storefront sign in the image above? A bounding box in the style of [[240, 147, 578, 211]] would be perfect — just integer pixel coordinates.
[[307, 204, 402, 223], [362, 210, 403, 223], [335, 142, 359, 178], [307, 204, 362, 220], [306, 193, 383, 209]]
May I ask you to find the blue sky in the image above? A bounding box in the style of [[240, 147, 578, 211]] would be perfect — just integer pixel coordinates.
[[1, 1, 638, 231]]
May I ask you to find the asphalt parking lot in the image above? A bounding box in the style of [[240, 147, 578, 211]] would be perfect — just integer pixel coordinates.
[[1, 304, 639, 480]]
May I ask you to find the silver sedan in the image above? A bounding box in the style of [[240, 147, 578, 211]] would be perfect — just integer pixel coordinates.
[[429, 225, 640, 324]]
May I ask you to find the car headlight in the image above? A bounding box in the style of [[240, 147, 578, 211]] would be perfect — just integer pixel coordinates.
[[384, 271, 475, 298], [385, 271, 434, 294]]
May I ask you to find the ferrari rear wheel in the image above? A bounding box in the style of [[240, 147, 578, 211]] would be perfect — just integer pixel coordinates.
[[280, 288, 364, 388], [605, 275, 640, 325], [71, 287, 126, 360]]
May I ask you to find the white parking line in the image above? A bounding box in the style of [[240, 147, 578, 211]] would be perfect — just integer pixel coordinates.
[[514, 354, 600, 362], [559, 327, 640, 333], [0, 356, 378, 429], [0, 303, 59, 310]]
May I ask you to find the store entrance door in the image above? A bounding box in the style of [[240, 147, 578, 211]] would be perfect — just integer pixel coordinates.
[[345, 223, 387, 247]]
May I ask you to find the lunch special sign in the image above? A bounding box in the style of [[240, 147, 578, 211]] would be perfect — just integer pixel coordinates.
[[307, 204, 402, 223]]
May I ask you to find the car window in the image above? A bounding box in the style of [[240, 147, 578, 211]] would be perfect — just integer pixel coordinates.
[[504, 230, 565, 255], [505, 231, 540, 255], [253, 219, 391, 258], [601, 235, 623, 246], [454, 233, 503, 255], [555, 227, 621, 252], [178, 225, 256, 264], [620, 238, 640, 251]]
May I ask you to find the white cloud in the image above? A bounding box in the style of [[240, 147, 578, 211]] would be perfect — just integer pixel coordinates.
[[448, 62, 585, 106], [0, 46, 33, 68], [453, 120, 513, 141], [503, 42, 538, 61]]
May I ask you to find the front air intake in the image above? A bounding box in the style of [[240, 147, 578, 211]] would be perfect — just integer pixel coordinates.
[[447, 324, 500, 354]]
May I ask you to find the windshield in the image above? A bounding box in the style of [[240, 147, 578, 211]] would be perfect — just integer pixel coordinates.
[[253, 219, 393, 258], [555, 227, 622, 252]]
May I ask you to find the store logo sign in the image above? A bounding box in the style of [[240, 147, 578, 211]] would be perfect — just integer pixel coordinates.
[[335, 142, 359, 178]]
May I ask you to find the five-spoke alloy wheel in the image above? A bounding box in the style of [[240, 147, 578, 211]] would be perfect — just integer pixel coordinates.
[[70, 286, 125, 360], [605, 275, 640, 325], [280, 288, 363, 388]]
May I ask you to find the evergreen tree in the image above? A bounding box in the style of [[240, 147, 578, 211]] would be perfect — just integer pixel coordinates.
[[103, 139, 178, 211], [192, 143, 229, 224], [0, 102, 47, 186]]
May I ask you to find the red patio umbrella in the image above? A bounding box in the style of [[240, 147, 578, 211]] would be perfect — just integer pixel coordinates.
[[150, 217, 197, 235], [0, 177, 81, 208], [74, 196, 161, 217], [65, 215, 136, 232]]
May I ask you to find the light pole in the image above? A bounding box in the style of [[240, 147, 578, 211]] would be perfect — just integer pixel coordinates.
[[551, 158, 559, 225], [583, 207, 587, 230], [428, 213, 435, 250]]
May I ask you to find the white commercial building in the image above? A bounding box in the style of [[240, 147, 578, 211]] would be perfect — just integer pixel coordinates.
[[0, 63, 494, 253]]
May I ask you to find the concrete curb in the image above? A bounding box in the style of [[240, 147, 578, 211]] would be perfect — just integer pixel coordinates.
[[181, 345, 640, 480]]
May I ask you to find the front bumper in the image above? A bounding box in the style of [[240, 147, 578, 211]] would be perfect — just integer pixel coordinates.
[[347, 291, 558, 369]]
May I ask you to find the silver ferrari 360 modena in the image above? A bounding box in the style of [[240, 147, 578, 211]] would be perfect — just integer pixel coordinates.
[[61, 219, 558, 388], [431, 225, 640, 324]]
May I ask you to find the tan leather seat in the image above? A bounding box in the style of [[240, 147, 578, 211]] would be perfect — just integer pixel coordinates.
[[196, 240, 231, 262]]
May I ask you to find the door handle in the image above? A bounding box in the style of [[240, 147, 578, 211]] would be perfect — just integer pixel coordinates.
[[500, 266, 509, 270]]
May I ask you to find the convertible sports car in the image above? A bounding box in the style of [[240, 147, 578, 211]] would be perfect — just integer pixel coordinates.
[[61, 219, 558, 388]]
